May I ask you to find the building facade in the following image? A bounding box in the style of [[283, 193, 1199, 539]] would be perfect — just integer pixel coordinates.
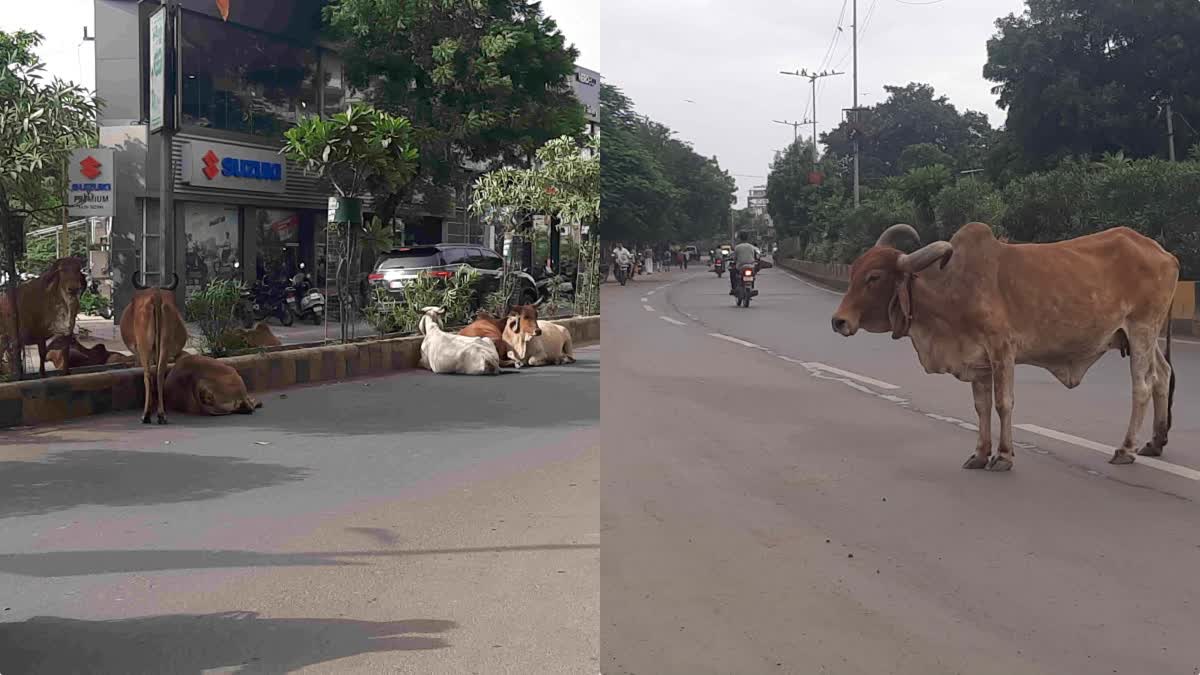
[[94, 0, 597, 313]]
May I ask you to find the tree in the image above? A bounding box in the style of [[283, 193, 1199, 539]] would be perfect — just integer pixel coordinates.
[[598, 84, 736, 246], [894, 164, 953, 229], [984, 0, 1200, 168], [0, 30, 99, 377], [821, 83, 995, 182], [766, 138, 842, 245], [469, 135, 600, 314], [323, 0, 586, 220], [282, 104, 419, 340]]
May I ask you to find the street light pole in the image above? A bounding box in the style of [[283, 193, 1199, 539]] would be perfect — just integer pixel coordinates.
[[772, 119, 812, 145], [780, 68, 844, 171]]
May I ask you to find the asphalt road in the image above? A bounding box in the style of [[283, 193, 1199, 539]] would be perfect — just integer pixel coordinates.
[[602, 267, 1200, 675], [0, 349, 599, 674]]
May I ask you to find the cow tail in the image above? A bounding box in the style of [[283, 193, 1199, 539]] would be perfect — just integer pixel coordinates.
[[151, 292, 162, 374], [1167, 313, 1175, 431]]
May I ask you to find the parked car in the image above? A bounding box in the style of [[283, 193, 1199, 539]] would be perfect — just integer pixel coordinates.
[[367, 244, 539, 309]]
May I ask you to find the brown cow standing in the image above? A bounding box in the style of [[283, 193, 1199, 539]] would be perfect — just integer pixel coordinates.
[[460, 305, 541, 366], [120, 272, 188, 424], [164, 353, 261, 415], [0, 257, 86, 377], [832, 223, 1178, 471]]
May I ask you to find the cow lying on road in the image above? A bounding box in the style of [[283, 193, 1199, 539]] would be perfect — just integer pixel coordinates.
[[231, 321, 282, 348], [524, 320, 576, 367], [120, 272, 188, 424], [460, 305, 541, 367], [419, 306, 500, 375], [831, 222, 1178, 471], [46, 335, 134, 370], [164, 353, 261, 415]]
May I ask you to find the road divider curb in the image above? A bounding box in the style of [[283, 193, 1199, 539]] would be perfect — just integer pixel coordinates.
[[0, 315, 600, 429]]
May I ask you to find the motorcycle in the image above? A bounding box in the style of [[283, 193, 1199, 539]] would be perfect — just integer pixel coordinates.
[[733, 261, 759, 308], [713, 253, 726, 277], [238, 275, 294, 328], [287, 262, 325, 325], [615, 260, 632, 286]]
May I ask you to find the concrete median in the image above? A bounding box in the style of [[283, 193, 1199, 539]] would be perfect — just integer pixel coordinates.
[[0, 315, 600, 429]]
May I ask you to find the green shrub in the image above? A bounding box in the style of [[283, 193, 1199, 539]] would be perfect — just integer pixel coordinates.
[[185, 279, 249, 357], [933, 177, 1007, 241], [365, 266, 479, 334], [79, 288, 110, 316]]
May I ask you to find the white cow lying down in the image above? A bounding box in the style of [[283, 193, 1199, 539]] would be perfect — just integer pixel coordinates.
[[418, 306, 501, 375], [525, 320, 576, 366]]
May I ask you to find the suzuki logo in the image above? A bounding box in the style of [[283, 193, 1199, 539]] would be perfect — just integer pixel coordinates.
[[80, 155, 102, 180], [202, 150, 220, 180]]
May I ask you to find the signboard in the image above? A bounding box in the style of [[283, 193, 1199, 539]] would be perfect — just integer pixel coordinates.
[[180, 141, 287, 194], [67, 148, 115, 217], [148, 7, 166, 133]]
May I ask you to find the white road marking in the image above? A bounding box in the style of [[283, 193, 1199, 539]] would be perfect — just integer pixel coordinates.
[[660, 316, 686, 326], [643, 304, 655, 312], [1016, 424, 1200, 481], [708, 333, 763, 349], [640, 297, 649, 302], [647, 290, 656, 296], [800, 362, 900, 390]]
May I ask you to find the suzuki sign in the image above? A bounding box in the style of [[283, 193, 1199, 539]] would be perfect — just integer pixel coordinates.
[[181, 141, 287, 194], [68, 148, 115, 217]]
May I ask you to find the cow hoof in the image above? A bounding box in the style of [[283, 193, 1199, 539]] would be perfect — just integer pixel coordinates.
[[1109, 451, 1135, 465], [141, 414, 152, 424], [1137, 443, 1163, 457], [985, 455, 1013, 472], [156, 414, 168, 425], [963, 455, 990, 470]]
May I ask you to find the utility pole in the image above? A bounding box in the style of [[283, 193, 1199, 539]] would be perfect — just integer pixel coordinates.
[[780, 68, 844, 170], [1166, 100, 1177, 162], [852, 0, 861, 206]]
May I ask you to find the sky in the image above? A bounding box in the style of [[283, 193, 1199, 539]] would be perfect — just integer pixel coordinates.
[[600, 0, 1027, 204]]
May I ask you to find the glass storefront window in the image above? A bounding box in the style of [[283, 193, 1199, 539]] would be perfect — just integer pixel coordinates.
[[180, 12, 318, 138], [183, 203, 240, 298], [254, 208, 301, 283]]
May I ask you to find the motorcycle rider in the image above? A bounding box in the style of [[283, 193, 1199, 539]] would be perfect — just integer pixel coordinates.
[[612, 243, 633, 280], [729, 231, 759, 295]]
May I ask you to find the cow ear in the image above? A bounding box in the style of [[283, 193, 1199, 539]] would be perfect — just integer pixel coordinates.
[[888, 279, 912, 340], [198, 384, 216, 408]]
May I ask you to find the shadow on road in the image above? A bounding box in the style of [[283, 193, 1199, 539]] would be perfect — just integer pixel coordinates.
[[0, 449, 308, 519], [0, 612, 454, 674], [176, 355, 600, 439], [0, 544, 601, 577]]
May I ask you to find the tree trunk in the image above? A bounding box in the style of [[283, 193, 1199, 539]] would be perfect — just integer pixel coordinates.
[[0, 206, 25, 379]]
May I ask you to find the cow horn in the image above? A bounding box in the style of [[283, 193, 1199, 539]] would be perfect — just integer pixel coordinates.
[[163, 273, 179, 291], [875, 224, 922, 250], [131, 271, 147, 290], [897, 241, 954, 274]]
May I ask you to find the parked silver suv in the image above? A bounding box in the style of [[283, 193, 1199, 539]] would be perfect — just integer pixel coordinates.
[[367, 244, 538, 309]]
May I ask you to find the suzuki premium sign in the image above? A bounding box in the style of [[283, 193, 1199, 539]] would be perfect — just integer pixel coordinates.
[[180, 141, 287, 194], [67, 148, 115, 217]]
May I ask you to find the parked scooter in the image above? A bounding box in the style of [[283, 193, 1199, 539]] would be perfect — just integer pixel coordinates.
[[287, 262, 325, 325]]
